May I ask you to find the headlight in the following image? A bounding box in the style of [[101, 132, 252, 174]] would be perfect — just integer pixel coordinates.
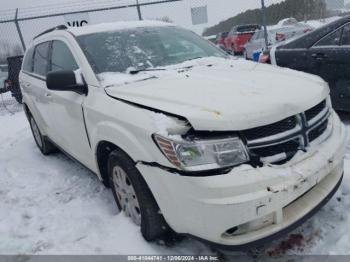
[[154, 134, 250, 171]]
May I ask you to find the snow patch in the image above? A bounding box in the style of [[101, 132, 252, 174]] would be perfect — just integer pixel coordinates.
[[98, 72, 155, 88], [100, 57, 232, 88]]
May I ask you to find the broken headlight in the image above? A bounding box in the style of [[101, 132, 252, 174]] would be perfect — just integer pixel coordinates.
[[154, 134, 249, 171]]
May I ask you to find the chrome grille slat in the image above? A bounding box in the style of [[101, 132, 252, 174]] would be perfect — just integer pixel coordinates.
[[308, 106, 330, 127], [247, 126, 302, 147], [243, 99, 330, 165]]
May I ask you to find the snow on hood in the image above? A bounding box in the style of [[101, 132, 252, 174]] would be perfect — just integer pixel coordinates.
[[104, 58, 329, 131], [98, 57, 231, 87]]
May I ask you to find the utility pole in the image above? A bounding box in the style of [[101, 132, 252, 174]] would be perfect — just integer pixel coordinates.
[[14, 8, 26, 51], [136, 0, 142, 20], [261, 0, 269, 51]]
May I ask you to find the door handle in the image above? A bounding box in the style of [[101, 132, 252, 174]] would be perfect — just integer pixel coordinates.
[[312, 53, 328, 61]]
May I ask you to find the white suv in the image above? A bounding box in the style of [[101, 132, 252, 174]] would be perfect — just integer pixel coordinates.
[[19, 21, 346, 249]]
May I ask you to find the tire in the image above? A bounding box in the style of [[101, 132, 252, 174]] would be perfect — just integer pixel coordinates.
[[108, 149, 170, 241], [14, 94, 23, 104], [243, 49, 248, 60], [29, 116, 56, 155], [232, 45, 238, 56]]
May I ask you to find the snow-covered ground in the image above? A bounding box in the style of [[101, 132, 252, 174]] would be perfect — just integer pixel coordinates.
[[1, 102, 350, 258]]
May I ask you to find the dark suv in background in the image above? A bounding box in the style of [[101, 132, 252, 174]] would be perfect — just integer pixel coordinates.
[[267, 16, 350, 112]]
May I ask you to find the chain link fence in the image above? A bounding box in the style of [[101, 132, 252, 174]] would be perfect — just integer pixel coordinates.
[[0, 0, 221, 113], [0, 0, 264, 115], [0, 0, 216, 51]]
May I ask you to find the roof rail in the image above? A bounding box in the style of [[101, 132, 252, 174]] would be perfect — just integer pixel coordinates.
[[34, 25, 68, 39]]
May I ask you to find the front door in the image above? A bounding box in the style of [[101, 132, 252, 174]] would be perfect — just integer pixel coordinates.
[[48, 39, 93, 168], [309, 23, 350, 111]]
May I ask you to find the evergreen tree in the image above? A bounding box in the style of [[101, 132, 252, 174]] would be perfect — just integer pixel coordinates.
[[203, 0, 327, 36]]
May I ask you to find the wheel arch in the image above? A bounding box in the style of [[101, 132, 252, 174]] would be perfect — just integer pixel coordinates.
[[23, 102, 31, 120], [95, 140, 125, 187]]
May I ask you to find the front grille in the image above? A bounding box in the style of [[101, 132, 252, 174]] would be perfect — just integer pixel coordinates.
[[250, 139, 300, 163], [308, 119, 329, 143], [305, 100, 326, 121], [244, 100, 330, 165], [243, 116, 297, 141]]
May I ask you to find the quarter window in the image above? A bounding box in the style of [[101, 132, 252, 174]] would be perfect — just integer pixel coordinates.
[[50, 41, 79, 72], [22, 46, 35, 72], [341, 24, 350, 46], [315, 28, 342, 47], [33, 42, 50, 77]]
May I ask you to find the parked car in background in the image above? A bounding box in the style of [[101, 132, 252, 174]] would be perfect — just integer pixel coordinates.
[[4, 56, 23, 103], [215, 31, 228, 49], [244, 21, 313, 60], [203, 35, 216, 44], [0, 64, 8, 84], [20, 21, 346, 249], [267, 16, 350, 111], [244, 29, 279, 60], [225, 24, 261, 55], [0, 57, 23, 103]]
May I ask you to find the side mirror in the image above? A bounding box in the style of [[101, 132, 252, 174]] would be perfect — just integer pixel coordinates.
[[46, 70, 88, 95]]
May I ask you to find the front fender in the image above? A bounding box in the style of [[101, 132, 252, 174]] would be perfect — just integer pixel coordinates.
[[90, 120, 158, 164]]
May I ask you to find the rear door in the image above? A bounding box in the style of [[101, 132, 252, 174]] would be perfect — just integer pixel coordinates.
[[25, 41, 55, 135], [309, 24, 350, 110], [48, 39, 93, 166]]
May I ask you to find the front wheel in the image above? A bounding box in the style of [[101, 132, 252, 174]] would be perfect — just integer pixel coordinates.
[[13, 94, 23, 104], [108, 149, 170, 241]]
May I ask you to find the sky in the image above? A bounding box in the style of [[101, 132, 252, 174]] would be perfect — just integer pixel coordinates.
[[0, 0, 347, 46], [0, 0, 286, 39]]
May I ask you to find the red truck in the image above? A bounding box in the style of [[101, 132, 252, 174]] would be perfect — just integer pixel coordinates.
[[215, 32, 228, 49], [225, 24, 261, 55]]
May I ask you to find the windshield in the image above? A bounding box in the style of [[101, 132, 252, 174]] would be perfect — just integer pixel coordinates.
[[77, 26, 227, 74]]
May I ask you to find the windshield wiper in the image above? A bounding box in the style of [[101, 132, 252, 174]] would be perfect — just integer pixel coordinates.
[[129, 68, 166, 75], [187, 56, 204, 61]]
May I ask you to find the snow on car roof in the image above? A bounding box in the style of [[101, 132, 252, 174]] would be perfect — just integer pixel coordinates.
[[68, 20, 174, 36]]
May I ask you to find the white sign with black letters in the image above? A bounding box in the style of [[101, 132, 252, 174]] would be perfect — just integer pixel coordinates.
[[64, 13, 90, 27]]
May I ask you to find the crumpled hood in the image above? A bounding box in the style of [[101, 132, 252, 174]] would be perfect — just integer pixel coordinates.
[[105, 59, 329, 131]]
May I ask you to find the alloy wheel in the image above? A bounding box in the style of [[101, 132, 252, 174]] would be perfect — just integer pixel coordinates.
[[112, 166, 141, 225]]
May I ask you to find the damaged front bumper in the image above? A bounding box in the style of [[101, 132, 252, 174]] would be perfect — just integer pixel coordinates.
[[137, 111, 347, 248]]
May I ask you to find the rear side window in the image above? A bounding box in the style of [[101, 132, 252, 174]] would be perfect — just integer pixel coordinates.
[[315, 28, 342, 47], [341, 24, 350, 46], [33, 42, 50, 77], [50, 40, 79, 72], [22, 47, 34, 72]]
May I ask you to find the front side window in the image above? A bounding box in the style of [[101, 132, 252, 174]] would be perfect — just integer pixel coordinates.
[[33, 42, 50, 77], [22, 46, 35, 73], [50, 40, 79, 72], [341, 24, 350, 46], [77, 26, 227, 74], [315, 28, 342, 47]]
